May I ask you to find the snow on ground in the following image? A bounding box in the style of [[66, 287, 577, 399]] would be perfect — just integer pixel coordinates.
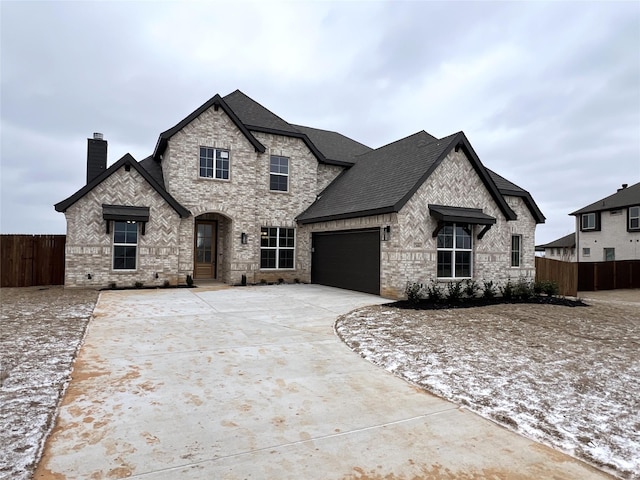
[[0, 286, 98, 480], [336, 296, 640, 480]]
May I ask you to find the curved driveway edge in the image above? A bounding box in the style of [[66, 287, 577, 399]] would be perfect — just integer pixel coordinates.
[[35, 285, 611, 479]]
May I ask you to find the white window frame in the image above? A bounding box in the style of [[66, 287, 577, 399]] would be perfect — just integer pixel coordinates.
[[604, 248, 615, 262], [199, 147, 230, 180], [113, 220, 138, 270], [269, 155, 289, 192], [260, 227, 295, 270], [581, 213, 596, 231], [583, 247, 591, 257], [629, 206, 640, 230], [511, 235, 522, 267], [437, 223, 473, 279]]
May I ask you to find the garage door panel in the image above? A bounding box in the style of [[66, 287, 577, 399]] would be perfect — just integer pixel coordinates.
[[311, 229, 380, 295]]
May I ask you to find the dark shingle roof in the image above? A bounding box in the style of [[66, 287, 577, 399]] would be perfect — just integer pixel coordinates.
[[536, 232, 576, 249], [55, 154, 190, 218], [139, 155, 165, 188], [486, 168, 545, 223], [297, 131, 518, 224], [223, 90, 299, 134], [571, 182, 640, 215], [292, 125, 372, 164]]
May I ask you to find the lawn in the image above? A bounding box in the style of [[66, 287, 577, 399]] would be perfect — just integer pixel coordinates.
[[0, 286, 98, 480], [336, 293, 640, 480]]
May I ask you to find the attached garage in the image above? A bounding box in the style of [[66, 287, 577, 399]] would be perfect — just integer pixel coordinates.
[[311, 229, 380, 295]]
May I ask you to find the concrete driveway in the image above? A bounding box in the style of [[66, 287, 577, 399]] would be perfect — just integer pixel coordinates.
[[35, 285, 609, 479]]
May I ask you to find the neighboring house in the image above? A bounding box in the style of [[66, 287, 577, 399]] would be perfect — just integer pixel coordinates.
[[55, 90, 545, 298], [536, 233, 577, 262], [570, 182, 640, 263]]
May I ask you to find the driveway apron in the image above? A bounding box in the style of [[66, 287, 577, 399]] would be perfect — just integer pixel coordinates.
[[35, 285, 610, 479]]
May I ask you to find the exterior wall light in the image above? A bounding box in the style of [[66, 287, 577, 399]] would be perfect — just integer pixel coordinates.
[[241, 232, 248, 244], [382, 226, 391, 241]]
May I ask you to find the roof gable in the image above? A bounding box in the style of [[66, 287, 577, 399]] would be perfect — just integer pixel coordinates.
[[54, 154, 190, 218], [292, 124, 372, 164], [153, 94, 265, 159], [297, 131, 518, 224], [537, 232, 576, 249], [571, 182, 640, 215], [486, 168, 545, 223]]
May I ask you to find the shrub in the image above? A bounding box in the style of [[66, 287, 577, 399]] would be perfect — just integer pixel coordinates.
[[241, 274, 247, 286], [514, 278, 534, 300], [186, 274, 194, 287], [426, 280, 443, 303], [543, 280, 560, 296], [446, 281, 464, 302], [500, 280, 514, 300], [163, 280, 171, 288], [482, 281, 497, 299], [134, 281, 143, 289], [108, 281, 117, 290], [278, 278, 284, 285], [533, 281, 544, 296], [463, 279, 480, 299], [405, 282, 423, 303]]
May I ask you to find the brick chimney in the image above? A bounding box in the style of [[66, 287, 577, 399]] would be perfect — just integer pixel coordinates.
[[87, 133, 107, 184]]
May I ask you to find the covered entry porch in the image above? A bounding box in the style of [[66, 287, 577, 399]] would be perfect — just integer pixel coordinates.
[[194, 212, 232, 283]]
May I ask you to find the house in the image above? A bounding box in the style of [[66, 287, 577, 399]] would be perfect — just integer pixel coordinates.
[[536, 233, 577, 262], [55, 90, 545, 298], [570, 182, 640, 262]]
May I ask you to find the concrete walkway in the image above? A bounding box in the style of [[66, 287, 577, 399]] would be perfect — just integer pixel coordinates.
[[35, 285, 610, 479]]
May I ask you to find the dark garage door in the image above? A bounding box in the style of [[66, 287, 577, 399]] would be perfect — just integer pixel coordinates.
[[311, 229, 380, 295]]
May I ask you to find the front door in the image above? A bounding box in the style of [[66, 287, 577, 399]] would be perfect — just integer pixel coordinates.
[[195, 221, 217, 279]]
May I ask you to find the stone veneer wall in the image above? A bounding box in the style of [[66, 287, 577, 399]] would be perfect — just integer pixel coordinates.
[[387, 149, 536, 298], [64, 167, 182, 288], [162, 106, 344, 285]]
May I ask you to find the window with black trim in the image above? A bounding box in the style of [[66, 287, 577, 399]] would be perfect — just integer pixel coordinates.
[[629, 206, 639, 231], [113, 221, 138, 270], [437, 223, 472, 278], [260, 227, 295, 269], [581, 212, 596, 231], [511, 235, 522, 267], [270, 156, 289, 192], [199, 147, 230, 179]]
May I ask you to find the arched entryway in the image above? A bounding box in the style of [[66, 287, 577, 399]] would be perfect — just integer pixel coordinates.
[[194, 213, 231, 282]]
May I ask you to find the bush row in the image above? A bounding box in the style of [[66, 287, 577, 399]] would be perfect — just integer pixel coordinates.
[[405, 278, 560, 303]]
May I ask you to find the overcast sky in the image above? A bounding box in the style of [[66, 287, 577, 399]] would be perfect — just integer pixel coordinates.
[[1, 1, 638, 244]]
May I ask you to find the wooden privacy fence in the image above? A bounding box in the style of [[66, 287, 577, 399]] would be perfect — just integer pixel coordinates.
[[535, 257, 578, 297], [578, 260, 640, 291], [1, 235, 66, 287]]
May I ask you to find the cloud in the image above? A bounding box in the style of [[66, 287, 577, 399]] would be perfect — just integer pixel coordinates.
[[1, 1, 638, 243]]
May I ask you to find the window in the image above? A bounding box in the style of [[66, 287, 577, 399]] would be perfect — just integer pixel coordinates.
[[260, 227, 295, 269], [604, 248, 615, 262], [581, 213, 596, 231], [113, 221, 138, 270], [270, 156, 289, 192], [511, 235, 521, 267], [437, 223, 472, 278], [199, 147, 229, 180], [583, 247, 590, 257], [629, 206, 640, 231]]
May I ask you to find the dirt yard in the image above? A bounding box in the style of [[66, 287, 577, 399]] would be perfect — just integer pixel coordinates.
[[0, 286, 98, 480], [336, 290, 640, 480]]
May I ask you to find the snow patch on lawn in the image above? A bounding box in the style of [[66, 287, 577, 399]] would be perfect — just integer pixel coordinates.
[[0, 287, 98, 480], [336, 302, 640, 480]]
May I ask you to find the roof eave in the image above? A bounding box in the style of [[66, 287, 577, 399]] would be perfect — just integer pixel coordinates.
[[54, 154, 191, 218], [297, 206, 396, 225], [152, 94, 266, 159]]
